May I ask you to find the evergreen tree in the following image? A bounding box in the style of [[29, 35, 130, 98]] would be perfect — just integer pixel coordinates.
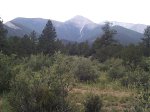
[[20, 34, 33, 56], [55, 39, 66, 53], [8, 36, 21, 55], [78, 41, 90, 57], [143, 26, 150, 48], [38, 20, 57, 55], [67, 42, 79, 55], [29, 30, 37, 54], [0, 18, 8, 53], [93, 22, 117, 50], [92, 22, 118, 62], [142, 26, 150, 56], [99, 22, 117, 47], [121, 44, 142, 69]]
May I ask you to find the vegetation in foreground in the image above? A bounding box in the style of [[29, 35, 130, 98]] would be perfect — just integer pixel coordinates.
[[0, 18, 150, 112]]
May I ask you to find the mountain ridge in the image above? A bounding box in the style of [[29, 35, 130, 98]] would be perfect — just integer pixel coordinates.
[[5, 15, 145, 44]]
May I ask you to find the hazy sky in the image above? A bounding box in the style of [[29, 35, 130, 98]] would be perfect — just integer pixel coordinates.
[[1, 0, 150, 24]]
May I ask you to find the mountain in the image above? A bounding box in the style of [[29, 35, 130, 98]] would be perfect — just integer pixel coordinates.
[[56, 16, 100, 42], [4, 21, 32, 36], [65, 15, 93, 29], [130, 24, 147, 33], [5, 16, 144, 44], [113, 26, 142, 44], [111, 21, 147, 33]]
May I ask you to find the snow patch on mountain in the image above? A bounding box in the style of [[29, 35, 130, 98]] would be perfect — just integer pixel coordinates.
[[111, 21, 135, 29], [111, 21, 147, 33], [5, 22, 21, 30], [130, 24, 147, 33], [80, 24, 86, 39]]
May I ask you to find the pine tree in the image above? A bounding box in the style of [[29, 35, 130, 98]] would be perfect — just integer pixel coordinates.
[[143, 26, 150, 48], [29, 30, 37, 54], [92, 22, 118, 62], [78, 41, 90, 56], [99, 22, 117, 47], [38, 20, 57, 55], [20, 34, 33, 56], [0, 18, 8, 53], [142, 26, 150, 56], [8, 36, 21, 55]]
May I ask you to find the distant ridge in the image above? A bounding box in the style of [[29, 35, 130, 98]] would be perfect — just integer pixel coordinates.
[[5, 15, 145, 44]]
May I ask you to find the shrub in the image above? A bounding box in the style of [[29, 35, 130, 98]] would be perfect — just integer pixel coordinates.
[[106, 58, 126, 80], [84, 94, 103, 112], [0, 52, 14, 93], [8, 53, 76, 112], [108, 66, 126, 80], [120, 68, 150, 88], [127, 87, 150, 112], [120, 44, 142, 69], [74, 57, 100, 82], [17, 53, 53, 72]]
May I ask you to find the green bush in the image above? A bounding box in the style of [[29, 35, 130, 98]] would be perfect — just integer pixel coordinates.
[[84, 94, 103, 112], [0, 52, 14, 93], [108, 66, 126, 80], [120, 44, 142, 69], [74, 57, 100, 82], [120, 68, 150, 88], [106, 58, 126, 80], [8, 53, 76, 112], [126, 88, 150, 112], [16, 53, 53, 72]]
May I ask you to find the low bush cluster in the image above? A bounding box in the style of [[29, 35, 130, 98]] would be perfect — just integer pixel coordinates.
[[84, 94, 103, 112], [0, 52, 15, 93], [8, 53, 76, 112], [74, 57, 100, 82]]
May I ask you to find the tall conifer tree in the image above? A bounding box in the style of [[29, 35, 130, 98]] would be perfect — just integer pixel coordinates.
[[0, 18, 8, 53], [38, 20, 57, 55]]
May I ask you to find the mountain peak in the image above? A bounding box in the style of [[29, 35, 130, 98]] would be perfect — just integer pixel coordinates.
[[68, 15, 93, 23], [66, 15, 94, 29]]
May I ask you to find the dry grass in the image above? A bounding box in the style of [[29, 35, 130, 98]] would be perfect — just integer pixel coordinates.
[[69, 82, 136, 112], [71, 88, 131, 98]]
